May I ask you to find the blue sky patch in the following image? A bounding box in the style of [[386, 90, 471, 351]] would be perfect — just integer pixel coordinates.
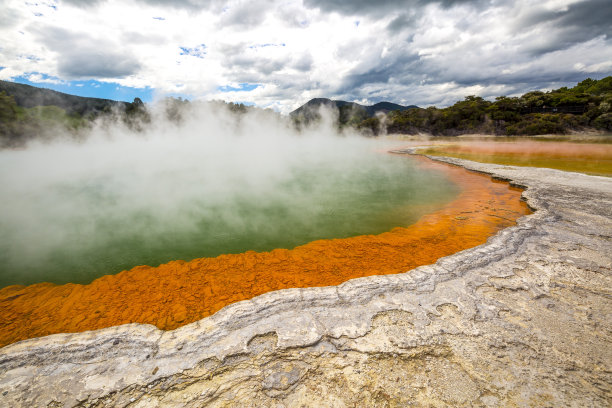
[[179, 44, 207, 58], [218, 83, 261, 93], [19, 54, 41, 61], [12, 73, 153, 102], [248, 43, 286, 49]]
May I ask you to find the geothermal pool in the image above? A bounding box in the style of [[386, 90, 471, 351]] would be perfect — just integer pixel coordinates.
[[0, 152, 529, 347], [0, 127, 542, 347], [0, 146, 459, 288]]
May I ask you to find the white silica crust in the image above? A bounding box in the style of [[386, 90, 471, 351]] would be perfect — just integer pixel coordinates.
[[1, 151, 611, 407]]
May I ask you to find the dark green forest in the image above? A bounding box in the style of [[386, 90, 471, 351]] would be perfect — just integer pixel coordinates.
[[385, 77, 612, 136]]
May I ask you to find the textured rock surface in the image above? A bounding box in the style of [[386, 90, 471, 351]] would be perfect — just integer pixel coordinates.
[[1, 152, 611, 407]]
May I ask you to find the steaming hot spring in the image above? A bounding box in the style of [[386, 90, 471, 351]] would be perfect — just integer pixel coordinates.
[[0, 105, 529, 347]]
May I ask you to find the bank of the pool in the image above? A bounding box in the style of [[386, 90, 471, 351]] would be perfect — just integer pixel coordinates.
[[0, 154, 529, 347], [2, 154, 611, 406]]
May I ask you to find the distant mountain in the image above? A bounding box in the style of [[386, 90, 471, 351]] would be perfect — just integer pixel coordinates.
[[0, 80, 129, 116], [289, 98, 418, 133], [290, 98, 418, 118], [366, 101, 420, 115]]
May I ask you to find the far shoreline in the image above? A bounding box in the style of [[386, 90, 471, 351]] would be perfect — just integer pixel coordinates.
[[384, 129, 612, 143]]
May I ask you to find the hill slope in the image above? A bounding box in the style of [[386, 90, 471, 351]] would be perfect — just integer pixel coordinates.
[[0, 80, 127, 115], [290, 98, 418, 132], [0, 80, 149, 148], [290, 98, 417, 117]]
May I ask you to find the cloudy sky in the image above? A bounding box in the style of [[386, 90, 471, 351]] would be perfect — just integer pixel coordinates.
[[0, 0, 610, 113]]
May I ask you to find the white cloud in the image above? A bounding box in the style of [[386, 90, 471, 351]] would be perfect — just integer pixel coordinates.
[[25, 73, 65, 84], [0, 0, 609, 113]]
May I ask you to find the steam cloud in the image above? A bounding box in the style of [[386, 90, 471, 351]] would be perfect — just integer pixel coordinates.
[[0, 103, 458, 287]]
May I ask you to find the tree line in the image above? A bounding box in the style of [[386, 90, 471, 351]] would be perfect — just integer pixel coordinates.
[[382, 77, 611, 136], [1, 77, 610, 148]]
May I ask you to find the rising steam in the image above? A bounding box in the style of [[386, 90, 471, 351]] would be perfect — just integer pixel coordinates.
[[0, 102, 458, 287]]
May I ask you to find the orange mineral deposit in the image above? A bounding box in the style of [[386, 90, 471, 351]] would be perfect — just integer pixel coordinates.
[[0, 156, 530, 347]]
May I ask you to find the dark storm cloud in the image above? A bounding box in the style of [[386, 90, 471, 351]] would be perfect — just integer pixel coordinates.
[[516, 0, 612, 56], [406, 48, 596, 90], [341, 59, 422, 92], [86, 0, 491, 14], [559, 0, 612, 34], [61, 0, 271, 24], [517, 0, 611, 36], [331, 45, 425, 101], [58, 52, 141, 78], [33, 26, 141, 79], [387, 13, 418, 33], [324, 0, 612, 107], [432, 69, 592, 89], [291, 54, 313, 72], [44, 0, 610, 110], [303, 0, 487, 16]]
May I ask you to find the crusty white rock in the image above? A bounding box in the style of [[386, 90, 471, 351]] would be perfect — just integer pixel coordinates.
[[1, 152, 611, 407]]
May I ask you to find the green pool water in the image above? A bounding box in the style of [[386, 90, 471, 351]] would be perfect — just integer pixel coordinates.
[[0, 140, 459, 288]]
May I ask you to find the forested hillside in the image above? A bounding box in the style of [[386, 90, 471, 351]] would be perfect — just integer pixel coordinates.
[[1, 77, 610, 148], [0, 80, 127, 115], [0, 81, 148, 148], [386, 77, 612, 135]]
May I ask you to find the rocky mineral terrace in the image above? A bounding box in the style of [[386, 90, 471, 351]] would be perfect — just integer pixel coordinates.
[[1, 152, 611, 407]]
